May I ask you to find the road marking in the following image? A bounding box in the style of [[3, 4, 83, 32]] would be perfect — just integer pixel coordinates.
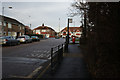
[[26, 66, 43, 78], [9, 66, 43, 78], [10, 75, 27, 78], [36, 63, 51, 79]]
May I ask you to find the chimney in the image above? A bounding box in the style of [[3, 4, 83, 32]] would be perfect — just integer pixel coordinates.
[[42, 23, 44, 26]]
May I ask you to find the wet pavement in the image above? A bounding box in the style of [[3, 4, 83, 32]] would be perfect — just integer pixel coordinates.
[[41, 44, 91, 79]]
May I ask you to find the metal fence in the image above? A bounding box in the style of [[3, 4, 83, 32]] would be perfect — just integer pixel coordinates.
[[51, 42, 67, 71]]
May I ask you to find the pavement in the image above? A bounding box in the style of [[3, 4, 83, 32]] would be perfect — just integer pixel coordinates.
[[40, 44, 91, 79]]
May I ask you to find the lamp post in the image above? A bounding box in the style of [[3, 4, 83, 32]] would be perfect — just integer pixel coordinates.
[[2, 6, 12, 36], [59, 18, 60, 32], [29, 16, 31, 29]]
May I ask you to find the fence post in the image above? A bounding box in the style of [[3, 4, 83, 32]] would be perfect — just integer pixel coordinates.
[[64, 42, 68, 52], [51, 48, 53, 71], [58, 45, 60, 63], [61, 44, 63, 58]]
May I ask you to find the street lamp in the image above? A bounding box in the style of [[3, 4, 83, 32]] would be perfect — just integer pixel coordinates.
[[2, 6, 12, 36], [29, 16, 31, 29]]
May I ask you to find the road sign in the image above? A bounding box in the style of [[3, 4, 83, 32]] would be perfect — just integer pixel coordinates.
[[69, 19, 72, 23]]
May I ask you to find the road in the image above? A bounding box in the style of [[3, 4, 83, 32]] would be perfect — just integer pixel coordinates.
[[2, 38, 65, 78]]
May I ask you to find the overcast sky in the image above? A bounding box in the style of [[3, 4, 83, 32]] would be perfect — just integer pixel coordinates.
[[1, 1, 82, 32]]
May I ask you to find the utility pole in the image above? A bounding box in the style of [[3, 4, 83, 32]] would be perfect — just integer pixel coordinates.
[[59, 18, 60, 32], [67, 18, 70, 44], [2, 6, 12, 36], [2, 7, 5, 36], [29, 16, 31, 29]]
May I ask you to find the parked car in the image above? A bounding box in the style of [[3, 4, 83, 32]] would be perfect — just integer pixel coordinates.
[[17, 35, 32, 43], [55, 36, 60, 39], [0, 36, 20, 46], [31, 36, 40, 41]]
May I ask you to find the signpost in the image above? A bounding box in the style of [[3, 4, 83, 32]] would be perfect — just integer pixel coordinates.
[[66, 18, 72, 50]]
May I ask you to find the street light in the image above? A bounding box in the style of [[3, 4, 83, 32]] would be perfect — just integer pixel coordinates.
[[2, 6, 12, 36], [29, 16, 31, 29]]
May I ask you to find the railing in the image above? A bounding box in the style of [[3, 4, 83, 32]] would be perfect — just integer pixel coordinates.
[[51, 42, 67, 71]]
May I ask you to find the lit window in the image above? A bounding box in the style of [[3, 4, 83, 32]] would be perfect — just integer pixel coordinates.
[[8, 23, 12, 28]]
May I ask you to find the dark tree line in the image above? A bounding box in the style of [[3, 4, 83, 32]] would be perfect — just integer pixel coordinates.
[[72, 1, 120, 78]]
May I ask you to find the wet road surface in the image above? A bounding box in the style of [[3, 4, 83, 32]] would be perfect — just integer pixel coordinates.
[[2, 38, 65, 78]]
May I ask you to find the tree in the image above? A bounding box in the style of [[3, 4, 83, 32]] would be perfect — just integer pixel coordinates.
[[70, 1, 120, 78]]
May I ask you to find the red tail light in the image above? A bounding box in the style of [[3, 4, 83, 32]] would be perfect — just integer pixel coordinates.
[[24, 38, 25, 40], [5, 39, 8, 41]]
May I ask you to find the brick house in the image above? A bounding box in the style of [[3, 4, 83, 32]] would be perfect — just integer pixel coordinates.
[[25, 26, 33, 35], [0, 16, 25, 38], [60, 27, 82, 38], [33, 24, 56, 38]]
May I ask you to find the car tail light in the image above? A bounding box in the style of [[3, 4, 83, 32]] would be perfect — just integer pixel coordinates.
[[24, 38, 25, 40], [5, 39, 8, 41]]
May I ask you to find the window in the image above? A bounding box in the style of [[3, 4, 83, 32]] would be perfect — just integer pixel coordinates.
[[36, 30, 41, 34], [8, 23, 12, 28], [47, 29, 50, 32], [8, 32, 11, 36], [19, 25, 21, 30], [0, 21, 2, 25], [20, 26, 21, 30], [11, 32, 17, 37], [22, 27, 24, 29], [19, 32, 22, 36], [33, 30, 35, 32], [42, 30, 46, 32], [4, 22, 6, 26]]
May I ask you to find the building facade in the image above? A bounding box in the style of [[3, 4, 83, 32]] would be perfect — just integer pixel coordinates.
[[25, 26, 33, 35], [0, 16, 25, 38], [60, 27, 82, 38], [33, 24, 56, 38]]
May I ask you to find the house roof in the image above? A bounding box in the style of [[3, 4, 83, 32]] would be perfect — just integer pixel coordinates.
[[25, 26, 31, 29], [1, 15, 25, 26], [33, 24, 55, 31], [61, 27, 82, 32]]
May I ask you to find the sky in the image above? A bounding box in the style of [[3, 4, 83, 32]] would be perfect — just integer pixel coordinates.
[[1, 1, 82, 32]]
